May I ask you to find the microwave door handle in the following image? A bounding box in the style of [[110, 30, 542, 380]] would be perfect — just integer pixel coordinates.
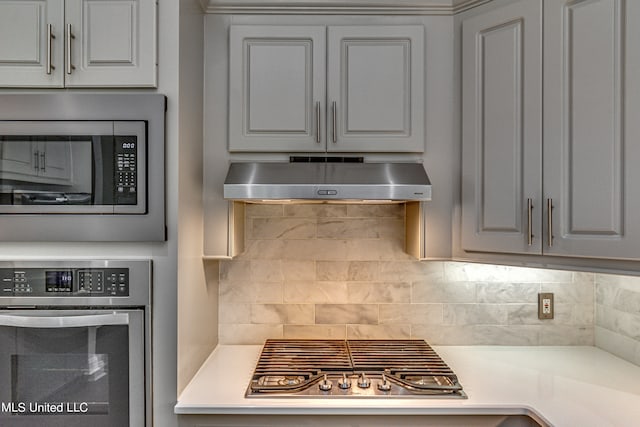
[[0, 313, 129, 328]]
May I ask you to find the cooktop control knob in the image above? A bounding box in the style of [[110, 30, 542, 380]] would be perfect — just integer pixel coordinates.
[[377, 373, 392, 392], [318, 374, 333, 391], [357, 372, 371, 388], [338, 373, 351, 389]]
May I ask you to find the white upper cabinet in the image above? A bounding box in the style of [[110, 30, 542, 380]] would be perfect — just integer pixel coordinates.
[[543, 0, 640, 259], [0, 0, 64, 87], [462, 0, 640, 261], [461, 0, 542, 254], [228, 24, 425, 153], [64, 0, 157, 87], [327, 26, 424, 152], [229, 26, 326, 152], [0, 0, 156, 87]]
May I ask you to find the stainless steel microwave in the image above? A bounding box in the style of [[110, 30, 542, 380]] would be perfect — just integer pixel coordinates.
[[0, 94, 165, 241]]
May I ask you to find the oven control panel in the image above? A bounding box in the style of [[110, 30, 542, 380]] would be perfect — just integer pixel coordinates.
[[0, 268, 129, 297]]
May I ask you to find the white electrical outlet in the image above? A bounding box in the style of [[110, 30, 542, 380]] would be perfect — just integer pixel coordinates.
[[538, 293, 554, 319]]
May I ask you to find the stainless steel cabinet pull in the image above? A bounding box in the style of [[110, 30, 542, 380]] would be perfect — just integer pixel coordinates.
[[33, 151, 39, 171], [46, 24, 55, 75], [315, 101, 321, 143], [40, 152, 46, 172], [547, 198, 554, 247], [66, 24, 75, 74], [527, 198, 534, 246], [331, 101, 337, 143]]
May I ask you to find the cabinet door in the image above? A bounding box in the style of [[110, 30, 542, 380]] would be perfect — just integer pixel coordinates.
[[0, 140, 71, 183], [228, 25, 326, 152], [326, 25, 424, 153], [543, 0, 640, 259], [0, 0, 64, 87], [64, 0, 157, 87], [461, 0, 543, 254], [0, 140, 37, 179], [38, 141, 71, 182]]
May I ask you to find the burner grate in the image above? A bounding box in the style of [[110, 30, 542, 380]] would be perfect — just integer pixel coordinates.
[[347, 339, 456, 375], [254, 339, 352, 375]]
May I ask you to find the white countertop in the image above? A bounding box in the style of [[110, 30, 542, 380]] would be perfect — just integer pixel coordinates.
[[175, 345, 640, 426]]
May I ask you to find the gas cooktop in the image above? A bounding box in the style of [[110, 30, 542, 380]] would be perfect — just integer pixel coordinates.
[[246, 339, 466, 398]]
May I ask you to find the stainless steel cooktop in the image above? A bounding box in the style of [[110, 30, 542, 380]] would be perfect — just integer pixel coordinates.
[[246, 339, 466, 399]]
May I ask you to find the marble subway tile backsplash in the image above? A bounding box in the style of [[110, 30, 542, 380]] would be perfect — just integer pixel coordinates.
[[218, 203, 595, 346], [595, 273, 640, 366]]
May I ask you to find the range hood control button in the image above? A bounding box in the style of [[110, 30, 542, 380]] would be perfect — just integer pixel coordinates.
[[317, 189, 338, 196]]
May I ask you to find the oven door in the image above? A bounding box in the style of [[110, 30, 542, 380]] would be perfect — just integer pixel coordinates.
[[0, 310, 145, 427], [0, 121, 146, 215]]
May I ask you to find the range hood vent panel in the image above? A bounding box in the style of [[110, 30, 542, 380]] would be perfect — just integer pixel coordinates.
[[223, 162, 432, 201]]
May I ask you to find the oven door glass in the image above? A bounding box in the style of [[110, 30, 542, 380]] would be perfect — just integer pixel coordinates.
[[0, 310, 145, 427], [0, 121, 146, 215]]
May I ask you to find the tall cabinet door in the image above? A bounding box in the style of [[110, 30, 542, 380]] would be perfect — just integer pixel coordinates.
[[228, 25, 326, 152], [543, 0, 640, 259], [0, 0, 64, 87], [326, 26, 424, 153], [64, 0, 157, 87], [461, 0, 543, 254]]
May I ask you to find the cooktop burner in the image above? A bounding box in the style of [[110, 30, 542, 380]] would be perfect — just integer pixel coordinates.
[[246, 339, 466, 398]]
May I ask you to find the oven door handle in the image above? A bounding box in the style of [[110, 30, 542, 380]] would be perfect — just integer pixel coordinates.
[[0, 312, 129, 328]]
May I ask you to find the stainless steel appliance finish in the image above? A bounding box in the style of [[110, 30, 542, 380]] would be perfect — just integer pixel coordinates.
[[246, 339, 466, 398], [224, 162, 432, 201], [0, 94, 165, 241], [0, 120, 146, 215], [0, 260, 151, 427]]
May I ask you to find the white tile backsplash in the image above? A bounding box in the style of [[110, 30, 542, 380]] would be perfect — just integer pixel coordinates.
[[250, 217, 316, 239], [250, 304, 315, 325], [347, 324, 411, 340], [378, 303, 444, 325], [595, 273, 640, 365], [218, 203, 640, 355], [315, 304, 378, 324], [347, 282, 411, 303], [316, 261, 379, 281], [283, 281, 348, 303], [283, 324, 346, 340]]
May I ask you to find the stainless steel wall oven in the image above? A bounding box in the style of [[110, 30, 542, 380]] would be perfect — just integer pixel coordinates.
[[0, 260, 151, 427], [0, 94, 165, 241]]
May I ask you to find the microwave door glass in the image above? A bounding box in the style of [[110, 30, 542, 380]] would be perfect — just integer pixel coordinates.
[[0, 133, 138, 213]]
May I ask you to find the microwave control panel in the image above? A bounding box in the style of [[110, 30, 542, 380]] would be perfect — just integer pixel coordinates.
[[0, 268, 129, 297], [115, 136, 138, 205]]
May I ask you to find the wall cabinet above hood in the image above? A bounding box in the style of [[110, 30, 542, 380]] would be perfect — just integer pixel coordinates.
[[228, 25, 425, 153]]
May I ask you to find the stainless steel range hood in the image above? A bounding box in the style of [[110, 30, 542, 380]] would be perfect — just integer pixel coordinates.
[[223, 162, 432, 202]]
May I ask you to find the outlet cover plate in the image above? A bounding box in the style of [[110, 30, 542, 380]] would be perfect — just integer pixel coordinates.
[[538, 292, 554, 319]]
